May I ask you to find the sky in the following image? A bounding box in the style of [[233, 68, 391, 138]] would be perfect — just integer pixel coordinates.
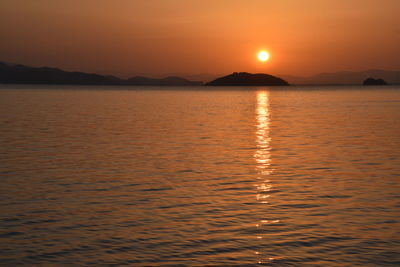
[[1, 0, 399, 78]]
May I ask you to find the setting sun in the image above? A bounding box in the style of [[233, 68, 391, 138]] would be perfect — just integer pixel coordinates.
[[257, 50, 270, 62], [257, 50, 269, 62]]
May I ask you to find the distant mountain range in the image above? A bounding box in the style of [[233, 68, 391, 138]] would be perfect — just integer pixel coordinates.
[[0, 62, 203, 86], [281, 70, 400, 85], [162, 73, 219, 84], [1, 61, 399, 86]]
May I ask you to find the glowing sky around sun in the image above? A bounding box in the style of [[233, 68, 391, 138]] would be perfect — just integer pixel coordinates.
[[0, 0, 399, 77]]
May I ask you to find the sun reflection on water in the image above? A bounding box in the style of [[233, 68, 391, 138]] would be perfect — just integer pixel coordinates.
[[254, 90, 275, 263], [254, 90, 273, 188], [254, 91, 272, 176]]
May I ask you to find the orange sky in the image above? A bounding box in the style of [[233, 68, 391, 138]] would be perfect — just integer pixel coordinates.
[[1, 0, 399, 78]]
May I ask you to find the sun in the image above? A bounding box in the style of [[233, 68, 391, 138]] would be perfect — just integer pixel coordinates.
[[257, 50, 270, 62]]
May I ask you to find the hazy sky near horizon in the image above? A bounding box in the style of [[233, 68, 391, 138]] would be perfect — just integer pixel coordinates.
[[1, 0, 399, 78]]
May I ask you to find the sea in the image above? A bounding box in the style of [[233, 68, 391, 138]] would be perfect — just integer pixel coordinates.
[[0, 85, 400, 266]]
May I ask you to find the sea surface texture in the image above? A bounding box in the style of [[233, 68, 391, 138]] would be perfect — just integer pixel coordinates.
[[1, 85, 400, 266]]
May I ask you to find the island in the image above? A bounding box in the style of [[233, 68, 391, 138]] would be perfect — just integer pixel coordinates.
[[363, 77, 387, 85], [205, 72, 289, 86]]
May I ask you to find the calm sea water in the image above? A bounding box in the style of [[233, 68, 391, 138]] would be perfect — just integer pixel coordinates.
[[1, 85, 400, 266]]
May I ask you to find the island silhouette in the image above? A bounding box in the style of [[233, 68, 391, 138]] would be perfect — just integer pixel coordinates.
[[282, 70, 400, 85], [363, 77, 387, 85], [205, 72, 289, 86]]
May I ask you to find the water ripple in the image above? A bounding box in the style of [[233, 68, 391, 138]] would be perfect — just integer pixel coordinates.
[[1, 87, 400, 265]]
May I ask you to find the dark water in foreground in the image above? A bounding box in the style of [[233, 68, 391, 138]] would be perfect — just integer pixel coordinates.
[[1, 85, 400, 266]]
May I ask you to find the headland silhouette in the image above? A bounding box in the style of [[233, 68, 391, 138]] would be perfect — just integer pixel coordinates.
[[0, 62, 202, 86]]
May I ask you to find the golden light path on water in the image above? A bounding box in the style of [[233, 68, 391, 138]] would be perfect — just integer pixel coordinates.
[[254, 91, 278, 264], [255, 91, 272, 177]]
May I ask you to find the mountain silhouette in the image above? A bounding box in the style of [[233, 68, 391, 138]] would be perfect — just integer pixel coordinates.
[[205, 72, 289, 86], [0, 62, 203, 86], [0, 62, 121, 85], [160, 73, 219, 83], [127, 76, 202, 86]]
